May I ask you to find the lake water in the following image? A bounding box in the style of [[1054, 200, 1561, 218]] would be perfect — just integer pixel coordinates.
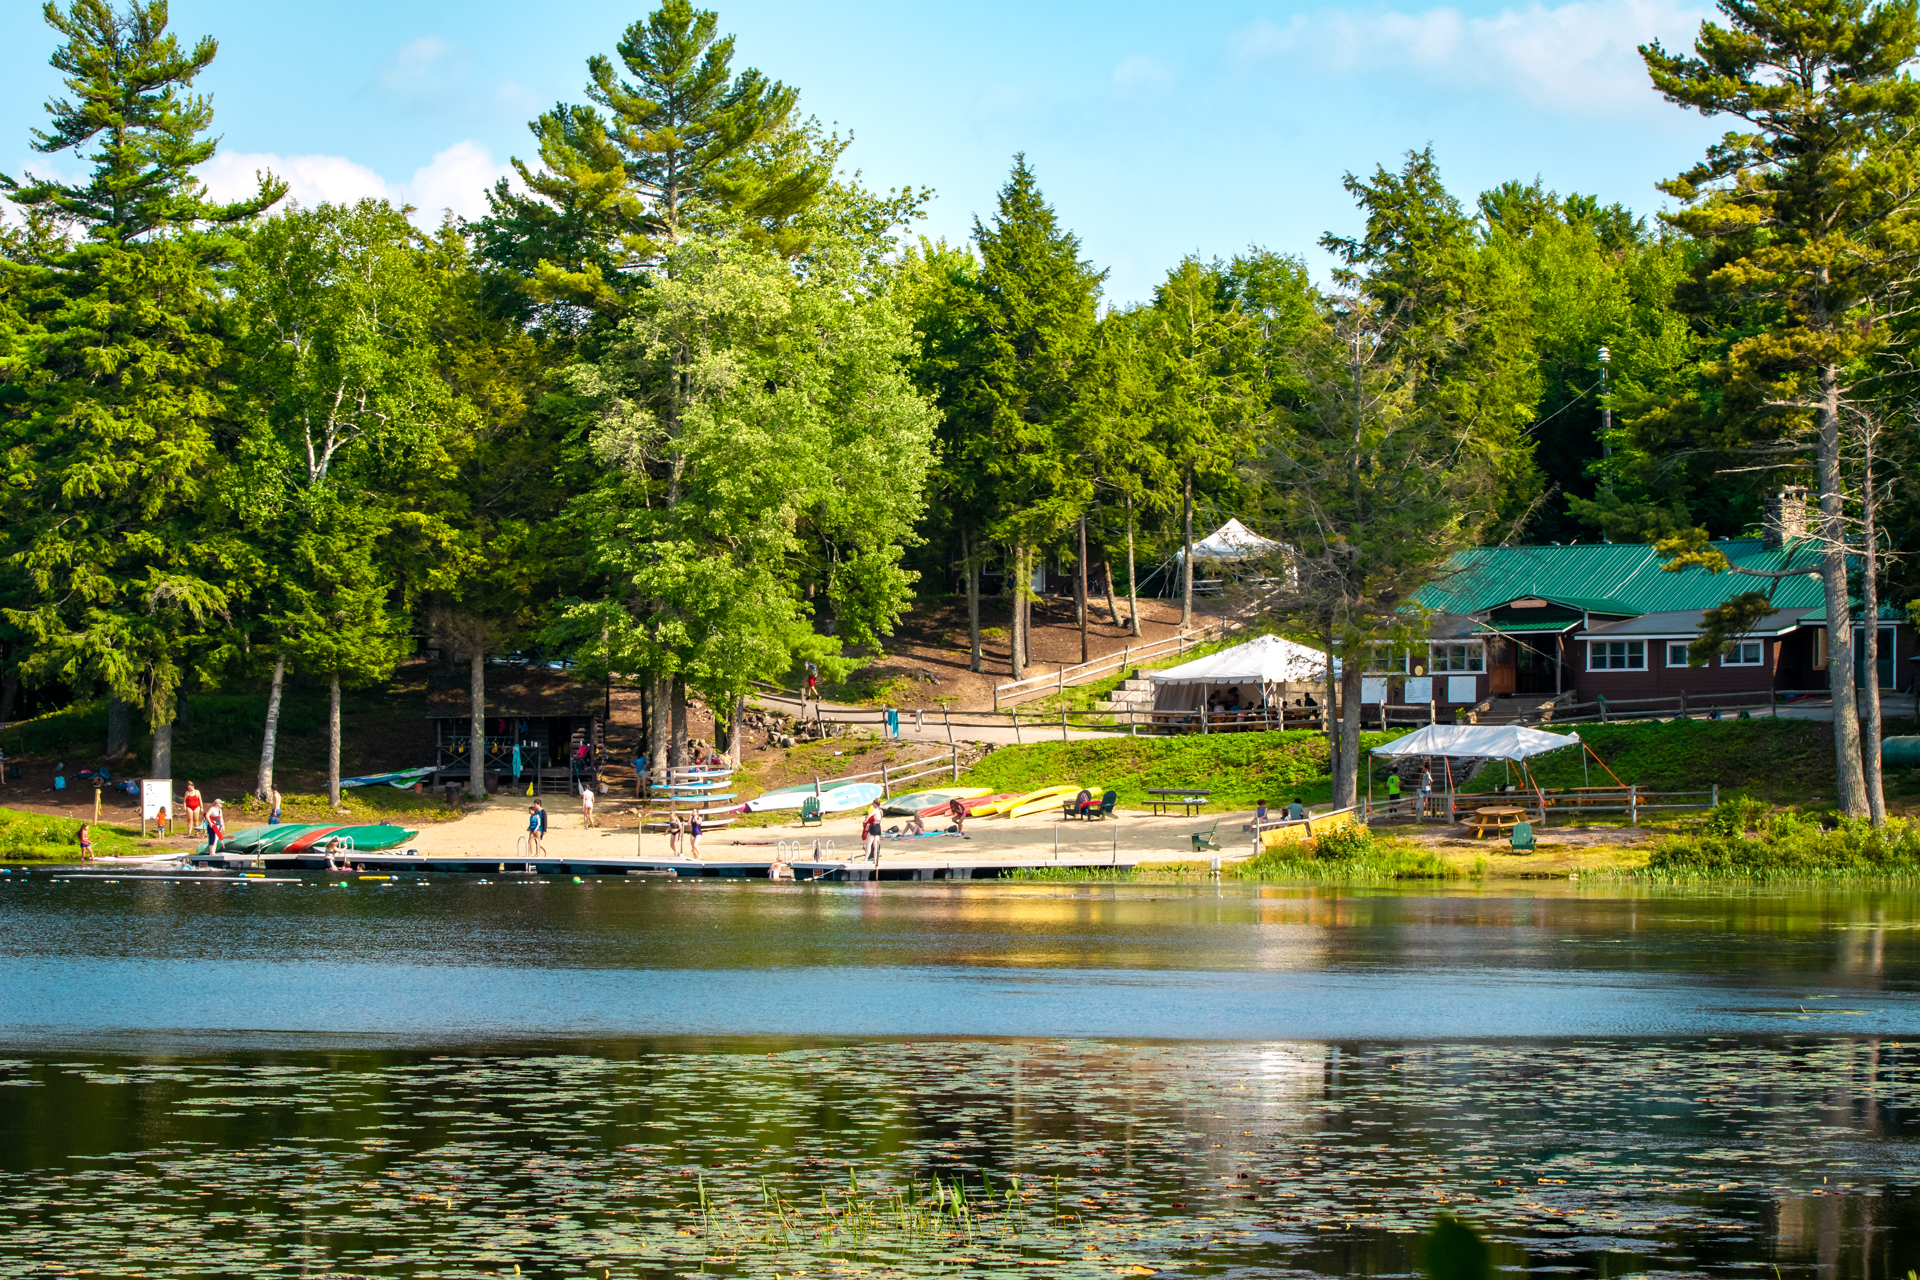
[[1, 874, 1917, 1277]]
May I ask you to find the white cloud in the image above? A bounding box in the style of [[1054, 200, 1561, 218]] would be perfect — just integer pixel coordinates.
[[403, 141, 510, 222], [1237, 0, 1710, 114], [373, 36, 470, 109], [1113, 54, 1175, 93], [197, 142, 512, 226]]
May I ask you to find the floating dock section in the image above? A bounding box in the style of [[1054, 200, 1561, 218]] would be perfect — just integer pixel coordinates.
[[188, 847, 1135, 881]]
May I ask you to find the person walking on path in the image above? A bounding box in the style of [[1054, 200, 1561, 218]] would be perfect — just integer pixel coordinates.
[[267, 787, 282, 826], [580, 786, 595, 829], [1419, 767, 1433, 818], [183, 782, 202, 832], [1386, 771, 1402, 816], [804, 661, 819, 702]]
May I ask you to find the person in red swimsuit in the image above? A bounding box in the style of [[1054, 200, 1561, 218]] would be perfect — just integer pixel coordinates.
[[182, 782, 202, 832]]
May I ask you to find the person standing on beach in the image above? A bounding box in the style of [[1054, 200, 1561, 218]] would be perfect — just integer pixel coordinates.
[[183, 782, 202, 832], [667, 812, 683, 856], [77, 822, 93, 860], [689, 812, 703, 858], [527, 805, 544, 856], [580, 785, 595, 829], [633, 752, 646, 799], [267, 787, 282, 826], [203, 800, 223, 855], [863, 803, 882, 861]]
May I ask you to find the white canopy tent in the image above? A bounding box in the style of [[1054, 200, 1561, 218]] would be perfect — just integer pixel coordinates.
[[1148, 634, 1336, 718], [1368, 724, 1581, 761], [1176, 517, 1284, 563]]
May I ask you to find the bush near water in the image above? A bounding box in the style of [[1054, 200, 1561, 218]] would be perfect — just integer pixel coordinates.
[[1648, 799, 1920, 880]]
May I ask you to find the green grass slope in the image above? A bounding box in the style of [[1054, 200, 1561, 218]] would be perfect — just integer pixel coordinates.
[[1461, 719, 1838, 806]]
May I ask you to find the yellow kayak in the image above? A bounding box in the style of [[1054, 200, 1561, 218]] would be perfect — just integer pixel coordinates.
[[993, 785, 1084, 818]]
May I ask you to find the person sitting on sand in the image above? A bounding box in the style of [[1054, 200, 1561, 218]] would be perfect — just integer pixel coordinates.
[[1071, 787, 1094, 817], [904, 812, 926, 836]]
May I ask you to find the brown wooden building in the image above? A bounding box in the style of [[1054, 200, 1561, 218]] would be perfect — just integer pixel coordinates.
[[429, 662, 605, 795]]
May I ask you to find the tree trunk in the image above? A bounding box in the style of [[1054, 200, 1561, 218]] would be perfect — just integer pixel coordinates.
[[1862, 435, 1885, 825], [1010, 544, 1027, 682], [1816, 371, 1868, 816], [1127, 497, 1141, 638], [256, 657, 284, 799], [151, 718, 172, 781], [1103, 553, 1122, 630], [729, 695, 745, 760], [1334, 655, 1365, 808], [468, 649, 487, 799], [328, 675, 342, 809], [1324, 623, 1340, 787], [964, 528, 982, 674], [670, 676, 688, 768], [1077, 515, 1089, 664], [106, 696, 132, 758], [649, 674, 670, 782], [1181, 465, 1195, 629]]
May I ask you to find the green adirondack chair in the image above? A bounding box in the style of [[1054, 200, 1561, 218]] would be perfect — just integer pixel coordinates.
[[800, 796, 823, 826]]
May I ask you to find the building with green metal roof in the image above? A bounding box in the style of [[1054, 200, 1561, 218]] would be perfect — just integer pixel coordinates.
[[1359, 537, 1910, 713]]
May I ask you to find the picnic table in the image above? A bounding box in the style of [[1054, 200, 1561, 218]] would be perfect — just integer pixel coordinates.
[[1147, 788, 1210, 816], [1466, 805, 1529, 838]]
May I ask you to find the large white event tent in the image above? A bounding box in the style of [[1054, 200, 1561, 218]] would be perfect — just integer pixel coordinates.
[[1148, 634, 1336, 717]]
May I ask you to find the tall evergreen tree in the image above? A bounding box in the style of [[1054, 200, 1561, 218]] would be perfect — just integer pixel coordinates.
[[1638, 0, 1920, 819], [958, 156, 1104, 679], [0, 0, 282, 778]]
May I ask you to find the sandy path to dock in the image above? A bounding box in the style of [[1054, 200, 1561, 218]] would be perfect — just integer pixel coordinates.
[[407, 798, 1251, 864]]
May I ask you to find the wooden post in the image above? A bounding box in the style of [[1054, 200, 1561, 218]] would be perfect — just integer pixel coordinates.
[[881, 757, 890, 798], [1061, 707, 1068, 742], [1058, 668, 1065, 699], [1013, 710, 1022, 745], [1429, 700, 1436, 726], [1628, 784, 1638, 826], [952, 743, 959, 783], [944, 710, 955, 748], [1711, 783, 1718, 809]]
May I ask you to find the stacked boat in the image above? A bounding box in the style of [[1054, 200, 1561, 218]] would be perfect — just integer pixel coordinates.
[[205, 822, 418, 857]]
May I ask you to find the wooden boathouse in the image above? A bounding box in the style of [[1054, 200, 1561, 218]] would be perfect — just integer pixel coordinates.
[[429, 662, 605, 796]]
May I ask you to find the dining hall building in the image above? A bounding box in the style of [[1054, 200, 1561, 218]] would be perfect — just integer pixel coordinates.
[[1370, 521, 1913, 715]]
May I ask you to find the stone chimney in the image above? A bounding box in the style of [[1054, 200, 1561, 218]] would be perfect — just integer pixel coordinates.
[[1762, 485, 1811, 549]]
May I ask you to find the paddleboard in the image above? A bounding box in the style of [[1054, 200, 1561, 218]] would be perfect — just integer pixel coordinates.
[[883, 786, 989, 816], [818, 782, 884, 813], [995, 785, 1083, 818]]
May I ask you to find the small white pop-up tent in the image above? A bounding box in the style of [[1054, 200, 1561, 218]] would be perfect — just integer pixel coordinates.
[[1148, 634, 1337, 717], [1176, 518, 1284, 563]]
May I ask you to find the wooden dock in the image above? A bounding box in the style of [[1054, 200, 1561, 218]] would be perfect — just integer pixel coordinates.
[[188, 848, 1135, 881]]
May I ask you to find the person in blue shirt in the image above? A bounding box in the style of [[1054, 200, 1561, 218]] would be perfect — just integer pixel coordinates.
[[1286, 798, 1307, 821], [633, 753, 647, 798], [51, 765, 66, 792]]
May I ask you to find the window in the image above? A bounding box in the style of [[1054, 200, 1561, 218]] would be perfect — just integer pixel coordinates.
[[1723, 640, 1764, 667], [1588, 640, 1645, 670], [1367, 644, 1412, 674], [1429, 643, 1486, 673], [1667, 643, 1691, 667]]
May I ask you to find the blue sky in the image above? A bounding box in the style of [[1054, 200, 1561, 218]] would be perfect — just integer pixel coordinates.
[[1, 0, 1724, 303]]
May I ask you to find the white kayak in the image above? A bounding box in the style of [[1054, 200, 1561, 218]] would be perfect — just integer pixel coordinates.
[[744, 781, 884, 813]]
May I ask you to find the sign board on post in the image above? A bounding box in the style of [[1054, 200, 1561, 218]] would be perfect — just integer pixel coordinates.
[[141, 779, 172, 834]]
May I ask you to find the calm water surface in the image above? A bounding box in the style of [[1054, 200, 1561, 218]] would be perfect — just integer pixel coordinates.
[[1, 875, 1917, 1278]]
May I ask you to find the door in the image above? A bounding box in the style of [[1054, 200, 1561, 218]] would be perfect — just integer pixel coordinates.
[[1489, 662, 1515, 695], [1854, 627, 1896, 689]]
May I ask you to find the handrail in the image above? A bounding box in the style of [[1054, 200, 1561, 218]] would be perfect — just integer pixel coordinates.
[[991, 617, 1242, 709]]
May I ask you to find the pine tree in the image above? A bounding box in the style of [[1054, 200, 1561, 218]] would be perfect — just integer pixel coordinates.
[[1639, 0, 1920, 819], [0, 0, 282, 779]]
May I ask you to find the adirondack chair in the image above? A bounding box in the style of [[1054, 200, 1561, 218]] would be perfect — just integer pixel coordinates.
[[800, 796, 823, 826], [1089, 790, 1118, 821], [1191, 819, 1222, 854], [1509, 820, 1536, 853]]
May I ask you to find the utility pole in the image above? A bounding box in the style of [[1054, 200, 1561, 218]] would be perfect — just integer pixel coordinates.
[[1598, 346, 1612, 478]]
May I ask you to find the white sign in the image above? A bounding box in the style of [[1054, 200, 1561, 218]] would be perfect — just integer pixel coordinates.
[[1403, 676, 1433, 703], [1361, 678, 1388, 704], [142, 779, 173, 824], [1448, 676, 1479, 704]]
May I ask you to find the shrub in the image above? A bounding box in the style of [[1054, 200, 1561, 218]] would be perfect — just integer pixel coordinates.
[[1647, 801, 1920, 879]]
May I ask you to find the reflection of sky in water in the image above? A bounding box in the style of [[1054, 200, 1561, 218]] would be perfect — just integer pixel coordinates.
[[0, 1039, 1914, 1278], [2, 879, 1919, 1275]]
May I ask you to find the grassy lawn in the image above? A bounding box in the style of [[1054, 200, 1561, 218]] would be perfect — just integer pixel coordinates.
[[956, 728, 1412, 811], [0, 808, 155, 863], [1014, 634, 1252, 716], [1455, 718, 1840, 808]]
